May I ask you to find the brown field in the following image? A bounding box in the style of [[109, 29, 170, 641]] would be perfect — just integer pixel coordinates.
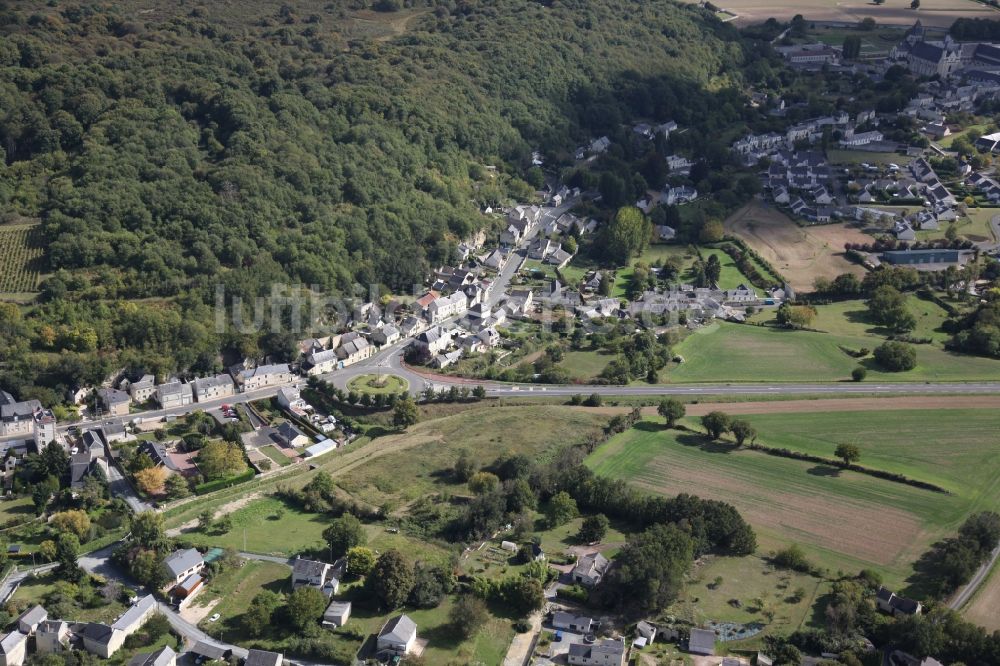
[[632, 445, 925, 567], [680, 0, 1000, 27], [963, 564, 1000, 632], [724, 201, 869, 293]]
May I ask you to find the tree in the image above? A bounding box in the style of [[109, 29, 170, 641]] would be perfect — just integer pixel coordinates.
[[776, 303, 816, 329], [605, 207, 651, 265], [699, 219, 724, 243], [704, 255, 722, 285], [503, 576, 545, 616], [911, 0, 920, 8], [369, 550, 415, 609], [842, 35, 862, 59], [346, 546, 377, 577], [472, 385, 487, 400], [408, 563, 454, 608], [729, 420, 756, 446], [867, 285, 915, 333], [164, 474, 191, 499], [467, 471, 500, 495], [198, 509, 215, 531], [55, 532, 81, 579], [134, 467, 168, 495], [453, 449, 476, 482], [50, 510, 91, 539], [285, 587, 326, 630], [545, 491, 578, 527], [197, 441, 247, 481], [393, 397, 419, 429], [657, 399, 685, 428], [244, 590, 282, 636], [39, 540, 57, 563], [578, 514, 610, 543], [702, 411, 731, 440], [450, 594, 489, 638], [852, 366, 867, 382], [601, 523, 694, 614], [323, 514, 366, 559], [131, 548, 167, 587], [874, 341, 917, 371], [835, 443, 861, 466], [130, 512, 166, 549]]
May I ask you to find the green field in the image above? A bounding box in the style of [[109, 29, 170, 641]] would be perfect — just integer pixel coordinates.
[[693, 248, 755, 291], [826, 149, 913, 166], [789, 297, 954, 344], [347, 373, 409, 395], [0, 496, 36, 524], [198, 560, 291, 638], [586, 411, 1000, 588], [668, 321, 1000, 383], [558, 349, 613, 381], [938, 123, 990, 149], [259, 445, 292, 467]]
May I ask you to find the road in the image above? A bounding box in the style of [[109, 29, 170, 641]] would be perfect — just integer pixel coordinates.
[[106, 457, 154, 513], [948, 542, 1000, 611], [0, 563, 59, 603]]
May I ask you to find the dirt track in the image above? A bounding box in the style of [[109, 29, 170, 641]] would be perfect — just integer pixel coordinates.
[[723, 201, 869, 292]]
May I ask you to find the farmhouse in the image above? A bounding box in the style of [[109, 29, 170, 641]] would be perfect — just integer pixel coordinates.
[[244, 649, 283, 666], [572, 552, 610, 587], [292, 557, 339, 597], [552, 612, 593, 633], [162, 548, 205, 586], [97, 388, 130, 417], [876, 586, 923, 617], [127, 646, 176, 666], [568, 638, 626, 666]]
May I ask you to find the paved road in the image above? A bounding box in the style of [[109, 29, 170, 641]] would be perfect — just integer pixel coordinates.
[[949, 542, 1000, 610], [106, 458, 154, 513]]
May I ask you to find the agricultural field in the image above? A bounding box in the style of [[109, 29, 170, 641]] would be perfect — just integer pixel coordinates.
[[962, 563, 1000, 632], [0, 224, 43, 295], [668, 321, 1000, 383], [773, 296, 955, 344], [722, 202, 867, 292], [805, 26, 906, 56], [586, 407, 1000, 588], [680, 0, 999, 27]]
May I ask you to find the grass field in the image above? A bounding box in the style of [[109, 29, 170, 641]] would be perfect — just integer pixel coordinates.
[[198, 560, 291, 637], [826, 149, 913, 167], [0, 224, 43, 294], [668, 321, 1000, 383], [938, 123, 990, 149], [693, 248, 755, 291], [586, 410, 1000, 588], [780, 296, 954, 344], [347, 373, 409, 395], [668, 555, 828, 645], [807, 26, 904, 56], [558, 349, 613, 381], [0, 496, 36, 523], [259, 445, 292, 467], [13, 573, 127, 623]]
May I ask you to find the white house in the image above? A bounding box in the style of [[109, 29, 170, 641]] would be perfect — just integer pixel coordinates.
[[162, 549, 205, 586], [377, 615, 417, 657]]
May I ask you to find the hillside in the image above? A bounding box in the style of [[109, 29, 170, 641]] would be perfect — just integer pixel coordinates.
[[0, 0, 751, 398]]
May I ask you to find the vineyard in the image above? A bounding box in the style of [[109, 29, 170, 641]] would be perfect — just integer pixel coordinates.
[[0, 225, 43, 294]]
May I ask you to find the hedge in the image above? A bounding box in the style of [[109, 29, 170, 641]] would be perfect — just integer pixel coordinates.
[[195, 469, 256, 495]]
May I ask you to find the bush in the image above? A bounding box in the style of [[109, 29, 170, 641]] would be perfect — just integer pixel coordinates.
[[873, 341, 917, 372], [556, 584, 589, 603], [772, 544, 812, 572], [851, 366, 867, 382]]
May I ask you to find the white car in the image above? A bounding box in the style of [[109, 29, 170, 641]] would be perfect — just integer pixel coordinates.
[[208, 613, 221, 623]]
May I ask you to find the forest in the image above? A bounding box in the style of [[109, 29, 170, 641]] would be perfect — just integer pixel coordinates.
[[0, 0, 768, 402]]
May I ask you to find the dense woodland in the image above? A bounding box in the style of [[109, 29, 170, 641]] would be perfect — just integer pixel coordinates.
[[0, 0, 773, 402]]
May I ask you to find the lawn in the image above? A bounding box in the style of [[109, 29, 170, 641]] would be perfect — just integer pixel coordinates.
[[347, 373, 409, 395], [586, 408, 1000, 590], [938, 122, 990, 149], [182, 495, 331, 556], [259, 445, 292, 467], [197, 560, 291, 639], [0, 495, 36, 524], [558, 349, 613, 381], [692, 248, 755, 291], [826, 149, 912, 166], [557, 261, 589, 286], [667, 555, 828, 645], [667, 321, 1000, 383]]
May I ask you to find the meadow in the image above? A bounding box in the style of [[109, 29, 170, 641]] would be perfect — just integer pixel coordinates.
[[668, 321, 1000, 383], [585, 408, 1000, 589]]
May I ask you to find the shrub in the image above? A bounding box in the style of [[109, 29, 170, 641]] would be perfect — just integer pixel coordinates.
[[873, 341, 917, 372], [772, 544, 812, 572], [851, 366, 867, 382]]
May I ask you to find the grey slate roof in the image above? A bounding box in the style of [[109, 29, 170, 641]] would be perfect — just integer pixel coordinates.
[[17, 604, 47, 628], [128, 646, 176, 666], [163, 548, 204, 579], [111, 595, 156, 632], [244, 649, 283, 666], [689, 628, 716, 655], [379, 614, 417, 644]]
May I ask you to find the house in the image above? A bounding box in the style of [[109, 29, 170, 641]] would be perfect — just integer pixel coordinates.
[[894, 221, 917, 241], [427, 291, 468, 323], [974, 131, 1000, 153], [567, 638, 626, 666], [304, 349, 338, 376], [663, 186, 698, 206], [480, 248, 508, 271], [244, 649, 283, 666], [111, 594, 157, 638], [304, 439, 338, 459], [80, 623, 120, 659], [192, 375, 234, 403], [234, 364, 293, 393], [432, 349, 464, 369], [322, 600, 352, 629], [35, 620, 70, 654], [138, 441, 180, 474], [335, 335, 375, 367], [505, 289, 534, 316], [155, 381, 192, 410], [163, 548, 205, 586], [839, 130, 884, 147], [16, 605, 47, 635], [688, 628, 716, 656], [377, 614, 417, 657], [189, 642, 231, 663], [128, 375, 156, 403], [0, 631, 27, 666], [876, 586, 923, 616], [655, 225, 676, 241], [277, 387, 307, 414], [370, 325, 400, 347], [399, 316, 427, 338], [572, 552, 610, 587], [413, 327, 452, 356], [128, 646, 176, 666], [292, 557, 339, 596], [545, 247, 573, 269], [97, 388, 131, 417], [171, 573, 205, 607], [276, 422, 309, 448], [552, 612, 593, 633]]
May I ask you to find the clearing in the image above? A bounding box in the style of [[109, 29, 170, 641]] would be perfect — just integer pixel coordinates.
[[722, 202, 868, 292]]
